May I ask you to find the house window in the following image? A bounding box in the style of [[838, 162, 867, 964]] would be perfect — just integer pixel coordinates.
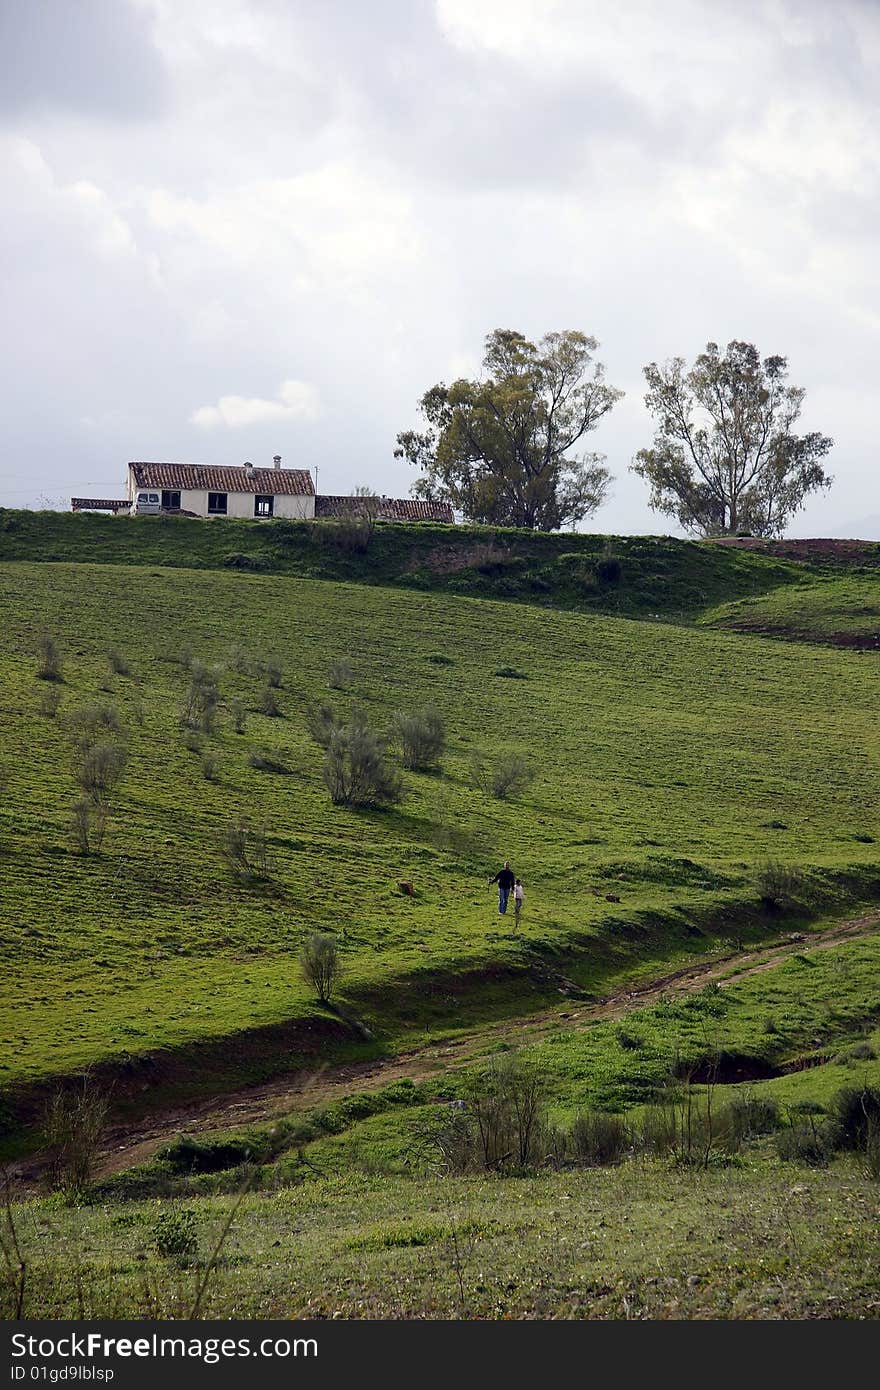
[[207, 492, 227, 515], [161, 490, 181, 510], [254, 495, 274, 517]]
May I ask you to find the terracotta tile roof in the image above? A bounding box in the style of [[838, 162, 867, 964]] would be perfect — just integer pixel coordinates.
[[315, 495, 454, 523], [129, 462, 315, 496]]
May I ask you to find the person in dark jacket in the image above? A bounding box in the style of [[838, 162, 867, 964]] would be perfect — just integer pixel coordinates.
[[488, 861, 516, 915]]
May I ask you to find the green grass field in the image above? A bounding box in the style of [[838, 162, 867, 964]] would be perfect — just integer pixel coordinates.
[[1, 517, 879, 1320], [706, 575, 880, 648], [2, 559, 878, 1102]]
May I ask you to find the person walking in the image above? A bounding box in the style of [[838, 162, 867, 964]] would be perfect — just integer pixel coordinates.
[[488, 861, 516, 915], [513, 877, 524, 927]]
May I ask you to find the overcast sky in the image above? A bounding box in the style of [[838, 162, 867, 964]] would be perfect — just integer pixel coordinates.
[[2, 0, 878, 535]]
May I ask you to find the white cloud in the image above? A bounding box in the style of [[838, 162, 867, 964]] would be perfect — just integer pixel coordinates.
[[190, 379, 321, 430]]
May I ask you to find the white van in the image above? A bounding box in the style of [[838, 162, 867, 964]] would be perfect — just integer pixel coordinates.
[[132, 491, 161, 515]]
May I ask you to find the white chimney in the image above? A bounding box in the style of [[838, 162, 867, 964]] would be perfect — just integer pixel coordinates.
[[273, 454, 282, 470]]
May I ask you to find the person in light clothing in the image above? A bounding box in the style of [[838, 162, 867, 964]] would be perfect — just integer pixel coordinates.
[[513, 878, 524, 927]]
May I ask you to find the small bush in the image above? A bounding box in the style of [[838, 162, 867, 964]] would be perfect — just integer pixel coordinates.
[[106, 648, 130, 676], [306, 703, 341, 748], [493, 666, 528, 680], [638, 1103, 679, 1156], [183, 730, 204, 754], [43, 1078, 109, 1202], [229, 699, 247, 734], [71, 797, 109, 855], [324, 723, 402, 807], [472, 750, 536, 801], [159, 1136, 253, 1173], [201, 751, 221, 782], [219, 822, 271, 881], [264, 656, 283, 688], [38, 686, 62, 718], [67, 702, 122, 749], [830, 1085, 880, 1151], [756, 859, 805, 909], [393, 706, 445, 771], [152, 1207, 199, 1263], [719, 1095, 781, 1143], [181, 661, 221, 734], [300, 932, 342, 1003], [775, 1123, 832, 1167], [74, 741, 127, 803], [328, 659, 355, 691], [427, 654, 454, 666], [835, 1041, 877, 1064], [595, 548, 622, 584], [247, 748, 289, 774], [36, 634, 63, 682], [570, 1111, 629, 1166], [259, 685, 283, 717]]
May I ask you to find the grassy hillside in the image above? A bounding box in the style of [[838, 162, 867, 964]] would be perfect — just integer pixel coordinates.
[[1, 560, 879, 1109], [706, 575, 880, 648], [0, 508, 808, 621]]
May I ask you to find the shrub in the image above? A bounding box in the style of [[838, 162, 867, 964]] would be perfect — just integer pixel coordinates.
[[829, 1085, 880, 1151], [756, 859, 806, 909], [74, 742, 127, 803], [181, 661, 221, 734], [775, 1123, 832, 1167], [36, 634, 63, 682], [570, 1111, 630, 1166], [43, 1078, 109, 1202], [393, 706, 445, 771], [152, 1207, 199, 1263], [259, 685, 282, 717], [38, 686, 62, 718], [106, 648, 130, 676], [219, 822, 271, 881], [718, 1095, 781, 1143], [300, 932, 342, 1003], [229, 699, 247, 734], [472, 750, 536, 801], [67, 702, 122, 751], [835, 1041, 877, 1064], [183, 730, 203, 754], [323, 723, 402, 807], [201, 751, 221, 782], [493, 666, 528, 680], [264, 656, 283, 688], [306, 703, 340, 748], [328, 659, 355, 691], [159, 1136, 253, 1173], [595, 548, 622, 584], [247, 747, 289, 774], [71, 797, 109, 855]]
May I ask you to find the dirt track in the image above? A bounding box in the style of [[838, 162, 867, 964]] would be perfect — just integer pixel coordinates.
[[10, 910, 879, 1188]]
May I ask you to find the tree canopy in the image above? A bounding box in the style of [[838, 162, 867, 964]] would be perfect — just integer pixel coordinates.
[[395, 328, 622, 531], [632, 340, 833, 537]]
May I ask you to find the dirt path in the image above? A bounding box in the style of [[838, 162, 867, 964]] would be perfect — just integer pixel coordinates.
[[11, 911, 879, 1187]]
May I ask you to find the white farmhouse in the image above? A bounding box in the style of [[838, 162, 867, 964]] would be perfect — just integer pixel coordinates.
[[127, 456, 315, 520]]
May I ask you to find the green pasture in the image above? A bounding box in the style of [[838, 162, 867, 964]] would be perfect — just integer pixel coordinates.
[[706, 574, 880, 646], [1, 560, 878, 1096]]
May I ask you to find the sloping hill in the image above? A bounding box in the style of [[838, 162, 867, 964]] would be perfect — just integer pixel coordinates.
[[1, 560, 878, 1111], [0, 509, 808, 621]]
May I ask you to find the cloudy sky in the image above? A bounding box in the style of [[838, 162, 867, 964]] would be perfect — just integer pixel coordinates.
[[2, 0, 878, 535]]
